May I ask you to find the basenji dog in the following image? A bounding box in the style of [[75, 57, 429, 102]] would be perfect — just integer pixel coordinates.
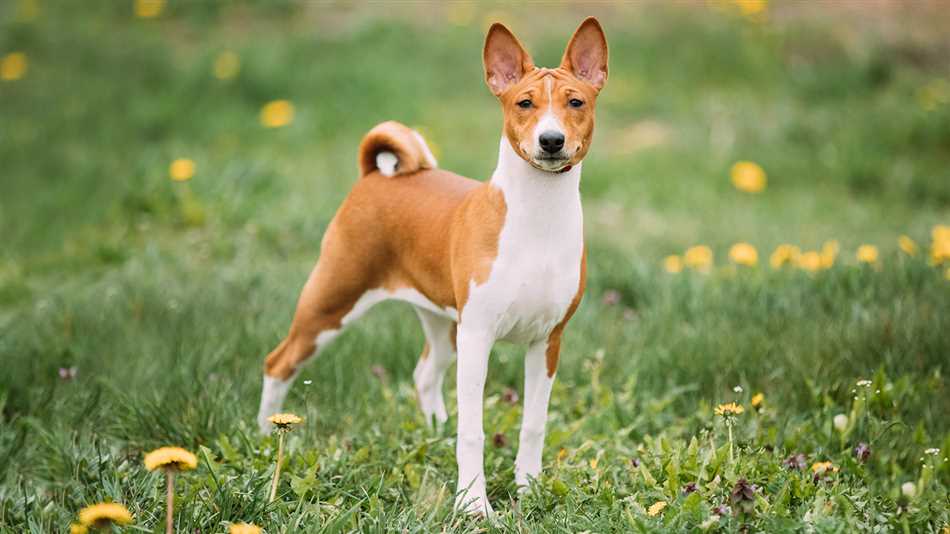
[[257, 18, 608, 515]]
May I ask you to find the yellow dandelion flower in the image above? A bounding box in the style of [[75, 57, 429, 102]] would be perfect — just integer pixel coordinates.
[[16, 0, 40, 22], [1, 52, 28, 81], [261, 99, 294, 128], [684, 245, 713, 272], [647, 500, 667, 517], [663, 254, 683, 273], [134, 0, 165, 18], [729, 242, 758, 267], [811, 461, 837, 474], [169, 158, 195, 182], [770, 244, 800, 269], [797, 250, 822, 273], [750, 392, 764, 408], [589, 457, 599, 469], [229, 523, 262, 534], [144, 446, 197, 471], [898, 235, 918, 256], [445, 2, 474, 26], [715, 402, 744, 416], [819, 240, 839, 269], [856, 244, 879, 264], [730, 161, 767, 193], [214, 51, 240, 80], [734, 0, 767, 16], [557, 448, 569, 463], [267, 412, 303, 429], [70, 524, 88, 534], [932, 224, 950, 265], [78, 503, 133, 527]]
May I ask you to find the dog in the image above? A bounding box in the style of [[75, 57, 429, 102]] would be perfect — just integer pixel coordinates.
[[257, 17, 608, 515]]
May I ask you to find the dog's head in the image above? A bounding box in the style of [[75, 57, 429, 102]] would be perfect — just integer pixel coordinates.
[[483, 17, 608, 173]]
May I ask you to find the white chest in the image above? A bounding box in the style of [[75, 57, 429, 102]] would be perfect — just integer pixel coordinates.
[[462, 138, 584, 344]]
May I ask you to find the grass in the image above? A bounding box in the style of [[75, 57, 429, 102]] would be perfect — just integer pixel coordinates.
[[2, 1, 950, 532]]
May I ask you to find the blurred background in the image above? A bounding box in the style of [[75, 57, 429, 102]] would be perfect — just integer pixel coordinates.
[[1, 1, 950, 529]]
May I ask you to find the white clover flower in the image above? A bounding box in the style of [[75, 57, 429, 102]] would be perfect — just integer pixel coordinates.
[[901, 482, 916, 498], [733, 385, 743, 393], [924, 448, 940, 455], [833, 414, 849, 432], [856, 379, 872, 387]]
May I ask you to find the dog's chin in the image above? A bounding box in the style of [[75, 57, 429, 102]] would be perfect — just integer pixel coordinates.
[[529, 155, 572, 173]]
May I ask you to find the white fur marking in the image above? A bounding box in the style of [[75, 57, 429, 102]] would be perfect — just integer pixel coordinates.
[[453, 136, 583, 515], [376, 151, 398, 176], [257, 374, 296, 433]]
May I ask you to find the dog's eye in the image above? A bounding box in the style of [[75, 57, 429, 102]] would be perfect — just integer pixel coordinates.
[[517, 99, 532, 109], [569, 98, 584, 108]]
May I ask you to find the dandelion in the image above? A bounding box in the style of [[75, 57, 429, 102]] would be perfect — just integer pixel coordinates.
[[267, 412, 302, 502], [663, 254, 683, 273], [229, 523, 262, 534], [647, 500, 667, 517], [1, 52, 28, 81], [811, 461, 837, 475], [214, 51, 240, 80], [445, 2, 474, 26], [78, 503, 133, 529], [715, 402, 744, 416], [820, 240, 839, 269], [770, 244, 800, 268], [684, 245, 713, 272], [898, 235, 918, 256], [730, 161, 767, 193], [856, 244, 879, 265], [715, 402, 743, 462], [796, 250, 822, 272], [70, 524, 88, 534], [833, 413, 848, 432], [733, 0, 767, 17], [901, 481, 916, 498], [750, 392, 764, 408], [134, 0, 165, 18], [932, 224, 950, 264], [144, 447, 197, 534], [260, 99, 294, 128], [169, 158, 195, 182], [729, 243, 758, 267]]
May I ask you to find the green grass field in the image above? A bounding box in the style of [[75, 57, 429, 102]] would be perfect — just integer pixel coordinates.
[[2, 1, 950, 532]]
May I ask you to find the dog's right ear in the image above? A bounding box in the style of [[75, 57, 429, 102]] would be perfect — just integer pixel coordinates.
[[483, 23, 534, 96]]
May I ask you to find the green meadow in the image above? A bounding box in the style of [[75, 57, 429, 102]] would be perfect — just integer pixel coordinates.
[[2, 1, 949, 532]]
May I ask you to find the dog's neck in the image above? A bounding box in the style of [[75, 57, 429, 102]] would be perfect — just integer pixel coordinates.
[[490, 136, 582, 224]]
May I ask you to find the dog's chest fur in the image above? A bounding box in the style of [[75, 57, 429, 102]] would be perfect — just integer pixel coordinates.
[[463, 139, 584, 344]]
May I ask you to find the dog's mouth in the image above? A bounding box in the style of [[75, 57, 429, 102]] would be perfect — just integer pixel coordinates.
[[530, 154, 572, 173]]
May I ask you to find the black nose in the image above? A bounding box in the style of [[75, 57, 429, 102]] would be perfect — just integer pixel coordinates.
[[539, 131, 565, 154]]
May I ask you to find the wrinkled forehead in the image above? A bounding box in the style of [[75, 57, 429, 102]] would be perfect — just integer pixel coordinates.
[[506, 68, 596, 99]]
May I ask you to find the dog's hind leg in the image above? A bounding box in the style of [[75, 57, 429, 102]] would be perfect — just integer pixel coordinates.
[[256, 244, 382, 433], [412, 307, 457, 427]]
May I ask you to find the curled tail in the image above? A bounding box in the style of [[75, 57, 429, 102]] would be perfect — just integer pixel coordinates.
[[357, 121, 438, 177]]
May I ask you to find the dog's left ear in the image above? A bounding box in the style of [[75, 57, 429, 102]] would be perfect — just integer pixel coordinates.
[[560, 17, 608, 91]]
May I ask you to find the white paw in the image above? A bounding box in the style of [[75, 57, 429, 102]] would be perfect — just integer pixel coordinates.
[[455, 491, 494, 517], [257, 413, 274, 435]]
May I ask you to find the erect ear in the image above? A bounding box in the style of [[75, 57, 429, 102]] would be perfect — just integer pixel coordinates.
[[483, 23, 534, 96], [560, 17, 608, 91]]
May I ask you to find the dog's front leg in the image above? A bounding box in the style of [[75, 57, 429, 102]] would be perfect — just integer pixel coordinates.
[[514, 339, 557, 490], [454, 326, 494, 516]]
